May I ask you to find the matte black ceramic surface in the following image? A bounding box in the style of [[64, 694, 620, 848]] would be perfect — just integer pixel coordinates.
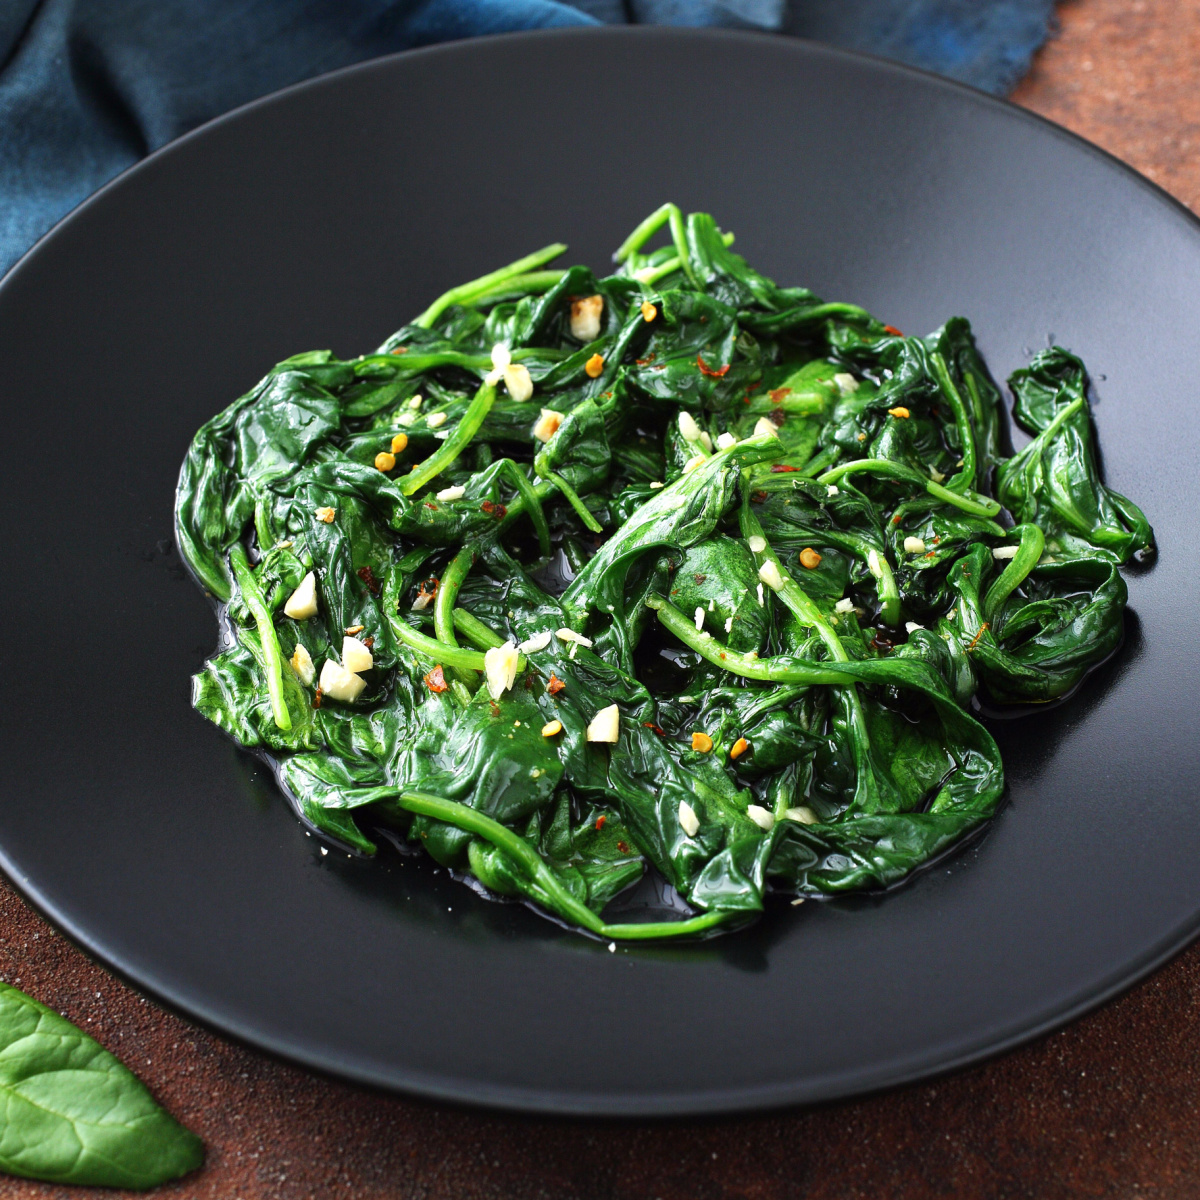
[[0, 28, 1197, 1116]]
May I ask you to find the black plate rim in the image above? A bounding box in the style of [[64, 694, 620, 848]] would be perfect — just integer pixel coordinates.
[[3, 25, 1198, 1117]]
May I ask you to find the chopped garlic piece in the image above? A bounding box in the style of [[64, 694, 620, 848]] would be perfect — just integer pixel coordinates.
[[682, 455, 707, 474], [746, 805, 775, 831], [929, 466, 947, 484], [716, 432, 737, 450], [649, 481, 664, 489], [319, 659, 366, 703], [993, 545, 1020, 560], [753, 417, 778, 439], [678, 411, 703, 442], [724, 616, 733, 634], [748, 535, 766, 553], [284, 571, 318, 620], [532, 408, 565, 443], [905, 621, 925, 634], [436, 485, 465, 501], [758, 559, 785, 591], [503, 362, 534, 402], [903, 536, 926, 554], [569, 294, 604, 342], [833, 372, 859, 396], [314, 506, 336, 524], [490, 342, 512, 371], [785, 806, 818, 826], [409, 394, 423, 409], [397, 410, 416, 427], [586, 703, 620, 743], [694, 606, 705, 631], [834, 597, 855, 613], [410, 591, 434, 611], [426, 412, 447, 428], [678, 800, 700, 838], [517, 630, 553, 654], [867, 549, 883, 578], [483, 641, 520, 700], [341, 635, 373, 674], [826, 485, 840, 497], [757, 582, 765, 607], [555, 628, 593, 647], [699, 431, 713, 453], [290, 643, 315, 686]]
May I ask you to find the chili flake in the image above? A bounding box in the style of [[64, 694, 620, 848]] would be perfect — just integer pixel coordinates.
[[641, 301, 657, 322], [643, 722, 665, 735], [356, 565, 381, 594], [691, 732, 714, 753], [546, 674, 566, 695], [768, 387, 792, 404], [730, 737, 750, 760], [585, 352, 605, 378], [967, 622, 990, 652], [697, 354, 730, 378], [617, 841, 631, 854], [595, 815, 607, 831], [771, 464, 799, 473], [799, 547, 822, 569], [423, 665, 448, 693], [312, 688, 323, 709], [884, 325, 903, 336]]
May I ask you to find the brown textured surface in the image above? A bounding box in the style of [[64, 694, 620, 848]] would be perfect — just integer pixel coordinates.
[[6, 3, 1200, 1196]]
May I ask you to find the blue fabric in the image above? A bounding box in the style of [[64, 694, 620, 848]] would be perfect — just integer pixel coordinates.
[[0, 0, 1056, 277]]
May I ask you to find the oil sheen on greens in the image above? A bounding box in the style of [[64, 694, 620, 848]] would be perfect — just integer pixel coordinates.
[[176, 204, 1153, 943]]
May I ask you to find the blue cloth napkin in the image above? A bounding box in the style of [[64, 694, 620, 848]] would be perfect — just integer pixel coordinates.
[[0, 0, 1056, 277]]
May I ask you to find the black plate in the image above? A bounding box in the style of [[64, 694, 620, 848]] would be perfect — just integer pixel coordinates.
[[1, 27, 1197, 1116]]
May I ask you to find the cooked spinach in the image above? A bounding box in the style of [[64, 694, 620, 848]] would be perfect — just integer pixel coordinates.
[[176, 204, 1153, 940], [0, 983, 202, 1188]]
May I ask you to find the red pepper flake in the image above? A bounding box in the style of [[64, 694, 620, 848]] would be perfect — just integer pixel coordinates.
[[719, 652, 727, 660], [745, 382, 762, 392], [595, 815, 607, 831], [617, 841, 631, 854], [924, 551, 937, 559], [480, 500, 495, 514], [697, 354, 730, 378], [768, 387, 792, 404], [933, 536, 942, 544], [425, 502, 437, 510], [423, 665, 448, 693], [489, 700, 501, 717], [356, 564, 381, 594], [312, 688, 323, 709], [967, 621, 990, 652], [389, 346, 408, 355], [643, 722, 665, 735], [693, 573, 707, 584], [635, 354, 656, 366], [547, 674, 566, 695], [770, 464, 799, 473], [417, 577, 439, 603], [362, 636, 375, 649], [892, 513, 903, 525], [883, 325, 903, 337], [752, 491, 768, 503], [769, 409, 786, 427]]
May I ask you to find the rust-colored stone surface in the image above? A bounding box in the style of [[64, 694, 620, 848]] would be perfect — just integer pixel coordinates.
[[5, 3, 1200, 1196], [1012, 0, 1200, 214]]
